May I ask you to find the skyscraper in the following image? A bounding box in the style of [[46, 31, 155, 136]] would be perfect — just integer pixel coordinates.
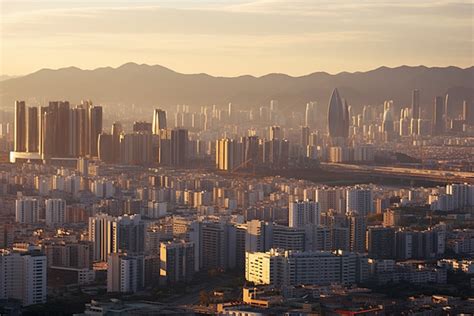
[[152, 109, 167, 134], [411, 89, 420, 134], [111, 122, 123, 162], [327, 88, 349, 142], [463, 100, 473, 125], [26, 106, 38, 152], [88, 105, 103, 157], [433, 96, 445, 135], [412, 89, 420, 120], [14, 101, 26, 152], [171, 128, 188, 167]]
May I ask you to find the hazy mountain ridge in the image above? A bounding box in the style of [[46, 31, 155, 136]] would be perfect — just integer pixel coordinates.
[[0, 63, 472, 115]]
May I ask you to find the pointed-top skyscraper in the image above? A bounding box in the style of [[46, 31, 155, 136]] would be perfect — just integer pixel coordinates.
[[327, 88, 349, 142]]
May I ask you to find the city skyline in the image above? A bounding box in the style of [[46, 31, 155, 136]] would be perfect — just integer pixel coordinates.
[[1, 1, 473, 314]]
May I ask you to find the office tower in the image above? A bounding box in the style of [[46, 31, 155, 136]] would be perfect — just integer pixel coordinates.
[[301, 126, 310, 149], [107, 253, 144, 293], [216, 138, 245, 171], [111, 122, 122, 162], [152, 109, 167, 134], [69, 107, 85, 157], [38, 101, 72, 158], [45, 198, 66, 226], [346, 187, 373, 216], [463, 100, 473, 125], [289, 200, 320, 228], [26, 106, 38, 152], [367, 226, 396, 259], [89, 214, 145, 262], [409, 101, 419, 133], [412, 89, 420, 120], [170, 128, 188, 167], [382, 108, 395, 140], [88, 105, 103, 157], [262, 138, 290, 167], [348, 213, 367, 253], [98, 133, 114, 163], [119, 132, 153, 165], [399, 108, 410, 136], [0, 249, 47, 306], [15, 197, 39, 224], [160, 241, 195, 284], [327, 88, 349, 142], [305, 102, 317, 129], [269, 126, 282, 140], [14, 101, 26, 152], [245, 249, 365, 287], [433, 96, 445, 135]]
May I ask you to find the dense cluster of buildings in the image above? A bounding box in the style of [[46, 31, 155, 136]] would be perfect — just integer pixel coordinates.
[[0, 88, 472, 314]]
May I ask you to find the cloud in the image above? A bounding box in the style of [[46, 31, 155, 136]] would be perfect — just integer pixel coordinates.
[[0, 0, 472, 76]]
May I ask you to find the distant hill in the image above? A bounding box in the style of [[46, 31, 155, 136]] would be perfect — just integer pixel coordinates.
[[0, 63, 472, 116]]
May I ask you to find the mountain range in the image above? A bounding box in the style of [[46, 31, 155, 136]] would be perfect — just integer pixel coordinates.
[[0, 63, 472, 115]]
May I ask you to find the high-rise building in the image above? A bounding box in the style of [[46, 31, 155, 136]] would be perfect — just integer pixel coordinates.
[[348, 213, 367, 253], [327, 88, 349, 142], [171, 128, 188, 167], [88, 105, 103, 157], [305, 102, 317, 129], [44, 241, 93, 269], [412, 89, 420, 120], [160, 240, 195, 284], [367, 226, 396, 259], [45, 198, 66, 226], [0, 249, 47, 306], [289, 200, 320, 228], [107, 253, 144, 293], [301, 126, 310, 149], [98, 133, 114, 163], [26, 106, 38, 152], [152, 109, 167, 134], [15, 197, 40, 224], [269, 126, 282, 140], [14, 101, 26, 152], [346, 187, 373, 216], [89, 214, 145, 262], [382, 108, 395, 141], [463, 100, 473, 125], [111, 122, 122, 162], [433, 96, 445, 135]]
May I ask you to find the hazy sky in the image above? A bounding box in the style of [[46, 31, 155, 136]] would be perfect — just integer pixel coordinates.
[[1, 0, 473, 76]]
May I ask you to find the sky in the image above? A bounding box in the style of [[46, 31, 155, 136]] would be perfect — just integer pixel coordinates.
[[0, 0, 473, 77]]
